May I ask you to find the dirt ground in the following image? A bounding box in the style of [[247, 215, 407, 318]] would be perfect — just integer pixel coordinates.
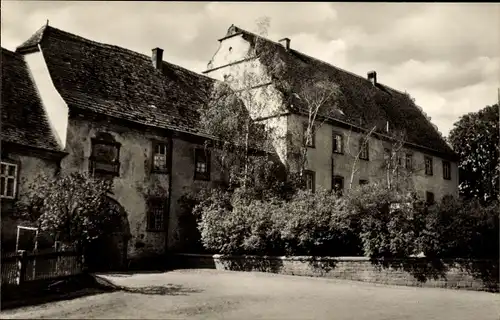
[[1, 269, 498, 320]]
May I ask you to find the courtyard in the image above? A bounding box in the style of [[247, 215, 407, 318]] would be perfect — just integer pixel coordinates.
[[1, 269, 498, 320]]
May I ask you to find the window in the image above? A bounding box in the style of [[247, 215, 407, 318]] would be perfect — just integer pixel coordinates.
[[152, 141, 169, 173], [405, 153, 413, 170], [89, 135, 120, 176], [332, 175, 344, 195], [359, 139, 369, 160], [424, 156, 433, 176], [332, 132, 343, 154], [303, 123, 315, 148], [359, 179, 369, 186], [1, 162, 18, 199], [194, 148, 211, 181], [426, 191, 435, 205], [442, 161, 451, 180], [384, 148, 391, 166], [147, 198, 166, 232], [384, 148, 391, 160], [304, 170, 315, 193]]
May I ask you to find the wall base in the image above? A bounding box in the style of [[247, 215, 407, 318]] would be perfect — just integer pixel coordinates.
[[173, 254, 499, 293]]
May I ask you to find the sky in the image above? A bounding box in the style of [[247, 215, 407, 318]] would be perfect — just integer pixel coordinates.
[[1, 2, 499, 137]]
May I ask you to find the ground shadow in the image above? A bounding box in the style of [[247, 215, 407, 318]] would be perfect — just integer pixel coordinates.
[[93, 275, 202, 296], [371, 257, 449, 282], [102, 270, 169, 278], [370, 257, 499, 292], [308, 257, 337, 274], [218, 256, 284, 274], [456, 259, 499, 292], [1, 273, 115, 311]]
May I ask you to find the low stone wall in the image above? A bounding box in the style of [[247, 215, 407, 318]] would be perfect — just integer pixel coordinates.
[[173, 253, 499, 292]]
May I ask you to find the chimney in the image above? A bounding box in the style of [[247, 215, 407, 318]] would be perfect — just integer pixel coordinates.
[[279, 38, 291, 51], [151, 47, 163, 70], [367, 71, 377, 86]]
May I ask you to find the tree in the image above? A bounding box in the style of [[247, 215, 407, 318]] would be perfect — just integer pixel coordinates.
[[345, 125, 377, 190], [290, 78, 343, 177], [200, 17, 284, 189], [448, 104, 499, 203], [15, 172, 123, 250]]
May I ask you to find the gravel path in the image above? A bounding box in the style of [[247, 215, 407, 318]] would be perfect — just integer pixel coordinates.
[[1, 269, 498, 320]]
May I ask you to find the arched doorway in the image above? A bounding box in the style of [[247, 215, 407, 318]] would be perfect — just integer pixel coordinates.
[[85, 197, 131, 272]]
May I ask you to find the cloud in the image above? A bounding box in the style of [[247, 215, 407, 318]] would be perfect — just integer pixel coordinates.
[[1, 2, 499, 137]]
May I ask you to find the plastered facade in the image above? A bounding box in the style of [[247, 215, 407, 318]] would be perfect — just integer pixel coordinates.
[[204, 32, 459, 201]]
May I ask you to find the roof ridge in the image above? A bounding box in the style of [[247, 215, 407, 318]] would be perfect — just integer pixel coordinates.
[[233, 25, 412, 98], [231, 25, 452, 154], [43, 25, 215, 82], [1, 47, 22, 59]]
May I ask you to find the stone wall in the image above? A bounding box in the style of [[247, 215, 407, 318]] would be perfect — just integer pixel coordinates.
[[173, 254, 499, 292]]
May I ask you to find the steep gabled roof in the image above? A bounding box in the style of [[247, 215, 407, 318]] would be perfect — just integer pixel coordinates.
[[224, 25, 455, 158], [17, 25, 217, 136], [1, 48, 61, 152]]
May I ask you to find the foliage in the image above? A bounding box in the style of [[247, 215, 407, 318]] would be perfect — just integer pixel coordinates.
[[273, 189, 359, 256], [194, 178, 498, 260], [15, 172, 121, 249], [417, 197, 499, 259], [176, 187, 214, 253], [345, 182, 420, 258], [196, 186, 359, 256], [448, 104, 499, 203]]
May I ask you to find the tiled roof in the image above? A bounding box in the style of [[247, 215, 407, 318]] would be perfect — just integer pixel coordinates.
[[1, 48, 61, 151], [17, 25, 217, 136], [225, 25, 456, 158]]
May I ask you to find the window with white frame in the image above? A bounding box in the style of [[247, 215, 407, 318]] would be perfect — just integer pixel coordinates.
[[152, 141, 169, 173], [424, 156, 433, 176], [332, 132, 343, 154], [359, 139, 369, 160], [1, 162, 18, 199], [194, 148, 211, 181]]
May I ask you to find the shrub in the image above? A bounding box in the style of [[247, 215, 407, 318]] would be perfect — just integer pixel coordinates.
[[196, 187, 359, 256], [418, 197, 499, 259], [177, 188, 212, 253], [345, 182, 420, 259], [273, 189, 359, 256]]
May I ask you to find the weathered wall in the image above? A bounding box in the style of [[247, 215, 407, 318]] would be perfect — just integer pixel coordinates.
[[61, 116, 167, 259], [60, 115, 224, 259], [168, 138, 224, 251], [287, 114, 459, 199], [173, 254, 499, 293], [205, 34, 289, 163], [1, 153, 59, 252]]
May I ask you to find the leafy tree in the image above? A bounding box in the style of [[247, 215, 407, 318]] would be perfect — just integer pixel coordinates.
[[448, 104, 499, 203], [15, 172, 122, 250]]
